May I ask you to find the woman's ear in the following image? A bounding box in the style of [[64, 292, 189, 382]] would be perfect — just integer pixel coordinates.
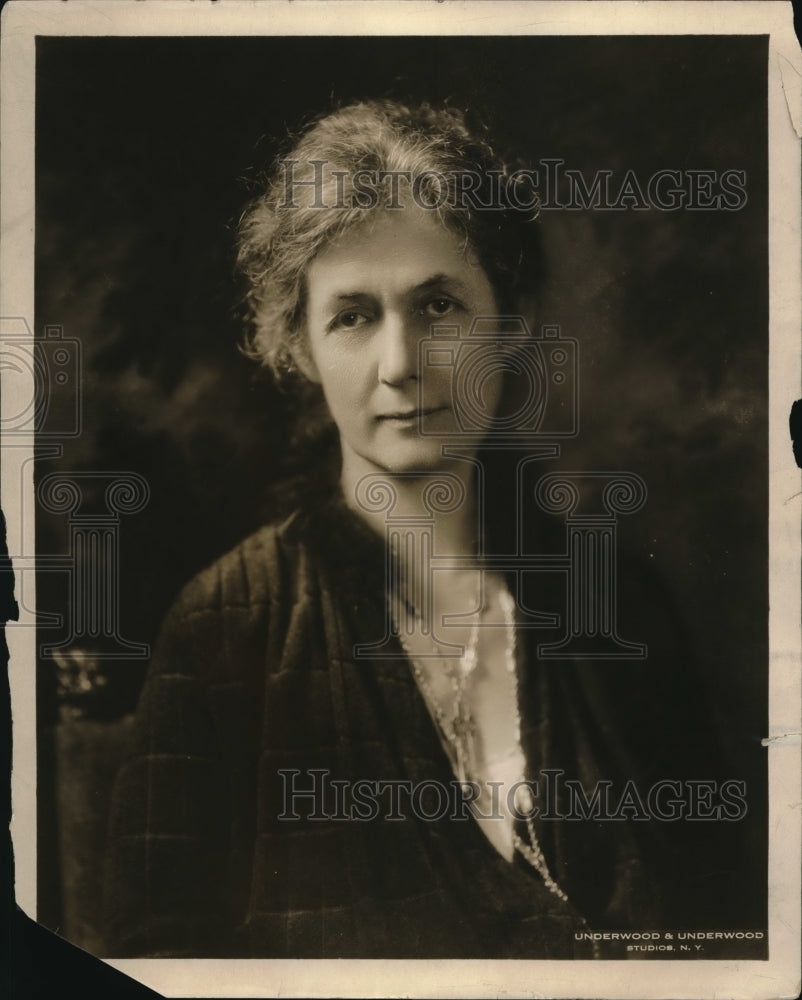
[[288, 337, 321, 383]]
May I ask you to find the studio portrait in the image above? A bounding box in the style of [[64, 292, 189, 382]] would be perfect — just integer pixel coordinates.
[[23, 27, 774, 972]]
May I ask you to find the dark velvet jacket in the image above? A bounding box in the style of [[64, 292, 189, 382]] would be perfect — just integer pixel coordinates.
[[103, 496, 736, 959]]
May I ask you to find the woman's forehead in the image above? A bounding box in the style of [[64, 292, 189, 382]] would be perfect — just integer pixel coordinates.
[[306, 207, 487, 301]]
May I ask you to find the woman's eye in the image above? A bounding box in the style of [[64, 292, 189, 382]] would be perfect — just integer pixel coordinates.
[[423, 297, 457, 318], [330, 310, 368, 331]]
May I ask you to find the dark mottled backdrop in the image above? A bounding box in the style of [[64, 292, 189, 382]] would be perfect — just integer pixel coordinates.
[[34, 36, 767, 942]]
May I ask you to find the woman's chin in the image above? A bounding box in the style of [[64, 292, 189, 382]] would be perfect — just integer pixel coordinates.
[[348, 442, 467, 479]]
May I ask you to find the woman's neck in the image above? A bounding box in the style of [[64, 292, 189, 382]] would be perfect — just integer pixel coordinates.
[[339, 446, 480, 559]]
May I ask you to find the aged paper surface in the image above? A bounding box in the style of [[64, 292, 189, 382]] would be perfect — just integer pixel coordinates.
[[2, 1, 800, 997]]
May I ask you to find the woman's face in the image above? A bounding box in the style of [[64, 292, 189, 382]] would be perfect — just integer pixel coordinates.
[[302, 206, 502, 477]]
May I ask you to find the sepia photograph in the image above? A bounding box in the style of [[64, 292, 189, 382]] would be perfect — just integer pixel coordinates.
[[2, 2, 800, 997]]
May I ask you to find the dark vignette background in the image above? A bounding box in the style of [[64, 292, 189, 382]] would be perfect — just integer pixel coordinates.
[[33, 36, 768, 953]]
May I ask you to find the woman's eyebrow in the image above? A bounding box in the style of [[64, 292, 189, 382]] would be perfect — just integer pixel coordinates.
[[324, 289, 374, 306], [322, 273, 471, 310], [411, 273, 471, 296]]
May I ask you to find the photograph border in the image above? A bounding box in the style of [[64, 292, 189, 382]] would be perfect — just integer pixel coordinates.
[[2, 2, 800, 997]]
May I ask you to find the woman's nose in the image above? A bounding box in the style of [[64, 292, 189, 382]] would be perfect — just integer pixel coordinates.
[[377, 313, 419, 386]]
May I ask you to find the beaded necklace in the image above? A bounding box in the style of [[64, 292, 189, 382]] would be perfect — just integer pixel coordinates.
[[393, 578, 569, 903]]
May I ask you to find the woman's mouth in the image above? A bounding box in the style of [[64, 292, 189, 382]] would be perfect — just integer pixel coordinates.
[[376, 406, 449, 423]]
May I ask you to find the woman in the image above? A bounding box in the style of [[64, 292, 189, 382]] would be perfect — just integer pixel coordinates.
[[103, 100, 712, 959]]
